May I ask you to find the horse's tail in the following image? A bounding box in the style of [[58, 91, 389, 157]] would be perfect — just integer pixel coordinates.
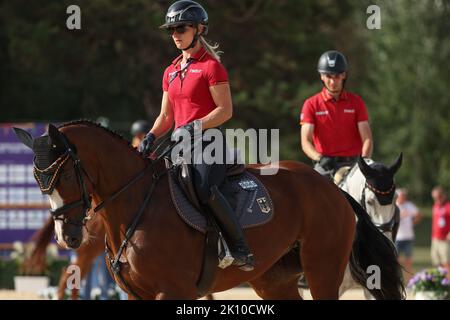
[[342, 191, 405, 300], [21, 216, 54, 274]]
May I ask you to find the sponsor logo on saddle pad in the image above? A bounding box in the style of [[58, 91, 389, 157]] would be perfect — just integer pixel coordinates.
[[238, 180, 258, 191], [257, 197, 271, 214]]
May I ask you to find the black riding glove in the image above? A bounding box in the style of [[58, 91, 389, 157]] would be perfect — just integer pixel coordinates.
[[139, 132, 155, 157], [318, 156, 336, 171]]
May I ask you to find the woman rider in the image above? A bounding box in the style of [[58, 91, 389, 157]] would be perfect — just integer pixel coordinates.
[[139, 0, 254, 271]]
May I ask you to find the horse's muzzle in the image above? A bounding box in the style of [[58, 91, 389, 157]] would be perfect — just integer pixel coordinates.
[[64, 234, 82, 249]]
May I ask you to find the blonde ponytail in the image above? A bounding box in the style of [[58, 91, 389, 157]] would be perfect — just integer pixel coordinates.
[[199, 36, 223, 62]]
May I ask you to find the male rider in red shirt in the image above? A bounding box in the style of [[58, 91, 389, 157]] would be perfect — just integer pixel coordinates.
[[300, 50, 373, 177]]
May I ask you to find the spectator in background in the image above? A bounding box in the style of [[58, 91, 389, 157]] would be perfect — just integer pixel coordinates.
[[395, 188, 422, 281], [431, 186, 450, 278], [130, 120, 150, 148]]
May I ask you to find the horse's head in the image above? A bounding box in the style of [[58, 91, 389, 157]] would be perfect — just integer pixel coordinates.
[[14, 124, 94, 249], [356, 154, 402, 239]]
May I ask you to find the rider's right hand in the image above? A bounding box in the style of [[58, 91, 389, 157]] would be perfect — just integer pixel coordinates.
[[318, 156, 335, 171], [139, 132, 156, 157]]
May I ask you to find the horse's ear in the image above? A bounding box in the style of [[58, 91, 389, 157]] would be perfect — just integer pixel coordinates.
[[389, 153, 403, 175], [48, 124, 65, 148], [357, 156, 376, 178], [13, 127, 34, 149]]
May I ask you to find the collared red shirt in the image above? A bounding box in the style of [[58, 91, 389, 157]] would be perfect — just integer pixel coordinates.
[[162, 47, 228, 128], [300, 88, 369, 157]]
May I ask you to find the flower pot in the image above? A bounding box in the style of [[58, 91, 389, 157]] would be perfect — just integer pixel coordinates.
[[414, 291, 443, 300], [14, 276, 49, 294]]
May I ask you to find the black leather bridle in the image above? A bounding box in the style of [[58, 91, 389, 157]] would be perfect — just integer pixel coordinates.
[[43, 134, 94, 227], [40, 132, 177, 228]]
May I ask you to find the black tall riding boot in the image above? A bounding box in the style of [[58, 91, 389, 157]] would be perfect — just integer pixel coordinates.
[[206, 185, 254, 271]]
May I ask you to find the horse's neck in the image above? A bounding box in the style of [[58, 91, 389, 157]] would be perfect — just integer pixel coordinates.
[[93, 135, 148, 199], [63, 125, 153, 256], [341, 167, 366, 201], [67, 126, 148, 217], [341, 159, 375, 197], [92, 135, 150, 254]]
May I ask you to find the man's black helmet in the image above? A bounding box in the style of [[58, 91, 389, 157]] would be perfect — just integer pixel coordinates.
[[130, 120, 150, 136], [160, 0, 208, 35], [317, 50, 348, 74]]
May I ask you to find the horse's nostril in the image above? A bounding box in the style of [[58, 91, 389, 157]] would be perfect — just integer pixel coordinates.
[[65, 235, 80, 247]]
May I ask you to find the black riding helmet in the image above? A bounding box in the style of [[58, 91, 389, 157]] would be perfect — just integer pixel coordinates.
[[317, 50, 348, 74], [160, 0, 208, 50], [130, 120, 150, 136]]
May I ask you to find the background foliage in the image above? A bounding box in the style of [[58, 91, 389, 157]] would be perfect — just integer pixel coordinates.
[[1, 0, 449, 202]]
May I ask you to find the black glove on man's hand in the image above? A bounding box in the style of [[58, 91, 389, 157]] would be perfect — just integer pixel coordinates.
[[139, 132, 155, 157], [319, 156, 335, 171]]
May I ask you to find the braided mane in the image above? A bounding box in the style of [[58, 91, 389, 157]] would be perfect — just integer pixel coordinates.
[[57, 119, 145, 158]]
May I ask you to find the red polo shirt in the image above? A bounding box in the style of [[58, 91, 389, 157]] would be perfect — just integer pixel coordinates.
[[300, 88, 369, 157], [432, 200, 450, 240], [162, 47, 228, 128]]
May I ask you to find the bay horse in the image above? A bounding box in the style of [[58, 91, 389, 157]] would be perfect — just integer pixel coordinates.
[[14, 121, 404, 299]]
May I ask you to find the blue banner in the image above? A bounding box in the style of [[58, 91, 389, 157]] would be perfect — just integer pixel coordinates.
[[0, 123, 50, 243]]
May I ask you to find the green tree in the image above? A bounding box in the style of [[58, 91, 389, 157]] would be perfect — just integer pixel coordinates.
[[360, 0, 450, 201]]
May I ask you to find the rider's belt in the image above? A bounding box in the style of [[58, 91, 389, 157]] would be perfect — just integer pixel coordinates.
[[332, 156, 358, 163]]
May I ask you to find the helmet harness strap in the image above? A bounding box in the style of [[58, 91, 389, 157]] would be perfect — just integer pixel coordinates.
[[181, 24, 201, 51]]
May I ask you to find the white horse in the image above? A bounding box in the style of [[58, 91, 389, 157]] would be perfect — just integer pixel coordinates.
[[338, 155, 403, 298]]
